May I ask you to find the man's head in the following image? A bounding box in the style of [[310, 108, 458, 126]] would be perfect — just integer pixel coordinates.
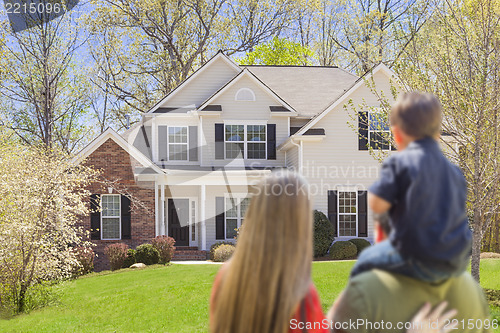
[[374, 212, 391, 243], [390, 92, 442, 149]]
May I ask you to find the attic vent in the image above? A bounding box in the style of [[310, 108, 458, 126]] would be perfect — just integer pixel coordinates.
[[235, 88, 255, 101]]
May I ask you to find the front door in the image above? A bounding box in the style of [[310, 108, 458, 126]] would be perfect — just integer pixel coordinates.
[[168, 199, 189, 246]]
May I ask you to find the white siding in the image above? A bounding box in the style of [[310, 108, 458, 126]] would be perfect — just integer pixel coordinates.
[[285, 145, 299, 171], [301, 70, 397, 241], [164, 57, 239, 108]]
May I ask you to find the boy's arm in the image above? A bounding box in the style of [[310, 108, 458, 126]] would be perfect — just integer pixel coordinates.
[[368, 192, 391, 213]]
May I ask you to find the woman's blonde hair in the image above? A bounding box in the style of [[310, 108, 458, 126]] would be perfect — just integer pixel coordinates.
[[211, 171, 313, 333]]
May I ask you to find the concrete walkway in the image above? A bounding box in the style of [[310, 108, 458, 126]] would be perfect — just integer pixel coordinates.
[[171, 260, 222, 265]]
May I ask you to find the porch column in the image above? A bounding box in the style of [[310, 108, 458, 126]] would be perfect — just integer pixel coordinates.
[[154, 181, 159, 237], [201, 184, 207, 250], [160, 183, 166, 235]]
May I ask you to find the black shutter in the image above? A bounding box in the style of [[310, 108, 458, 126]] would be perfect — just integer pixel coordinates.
[[189, 126, 198, 161], [358, 190, 368, 237], [215, 124, 224, 159], [90, 194, 101, 240], [327, 191, 338, 237], [267, 124, 276, 160], [358, 111, 369, 150], [215, 197, 225, 240], [121, 195, 132, 239], [158, 125, 168, 161]]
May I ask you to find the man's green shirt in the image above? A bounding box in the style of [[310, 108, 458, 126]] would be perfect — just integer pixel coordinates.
[[331, 270, 493, 333]]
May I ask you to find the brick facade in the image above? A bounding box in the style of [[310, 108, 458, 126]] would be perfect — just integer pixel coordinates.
[[80, 138, 155, 271]]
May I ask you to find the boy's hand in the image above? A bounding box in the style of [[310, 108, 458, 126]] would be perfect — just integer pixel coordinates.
[[368, 192, 391, 213]]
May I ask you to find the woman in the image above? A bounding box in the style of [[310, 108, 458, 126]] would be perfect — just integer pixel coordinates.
[[210, 172, 457, 333]]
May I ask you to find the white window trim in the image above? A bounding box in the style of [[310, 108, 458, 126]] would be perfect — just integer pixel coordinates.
[[235, 88, 256, 101], [368, 110, 393, 151], [101, 194, 121, 240], [337, 191, 358, 237], [224, 124, 267, 160], [167, 126, 189, 161], [224, 194, 249, 240]]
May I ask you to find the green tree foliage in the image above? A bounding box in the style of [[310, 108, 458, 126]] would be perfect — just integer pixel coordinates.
[[236, 37, 314, 65], [394, 0, 500, 282]]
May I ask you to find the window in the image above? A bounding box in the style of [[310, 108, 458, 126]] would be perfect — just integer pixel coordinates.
[[225, 125, 266, 159], [247, 125, 266, 159], [225, 125, 245, 159], [101, 194, 121, 240], [369, 111, 392, 150], [225, 197, 250, 239], [168, 126, 188, 160], [235, 88, 255, 101], [338, 192, 357, 237]]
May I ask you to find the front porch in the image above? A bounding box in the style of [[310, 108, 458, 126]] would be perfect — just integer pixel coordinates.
[[145, 169, 270, 251]]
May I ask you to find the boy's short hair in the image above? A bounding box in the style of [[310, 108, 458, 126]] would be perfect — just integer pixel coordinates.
[[390, 92, 442, 139]]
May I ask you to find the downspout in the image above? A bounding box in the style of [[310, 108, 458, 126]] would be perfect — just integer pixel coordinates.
[[290, 137, 302, 174]]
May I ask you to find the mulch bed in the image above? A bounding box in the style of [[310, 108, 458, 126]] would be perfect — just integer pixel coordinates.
[[481, 252, 500, 259]]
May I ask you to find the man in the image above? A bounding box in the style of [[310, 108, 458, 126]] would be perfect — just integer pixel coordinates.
[[328, 213, 493, 333]]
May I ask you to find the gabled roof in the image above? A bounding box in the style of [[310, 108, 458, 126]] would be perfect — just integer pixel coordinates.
[[197, 68, 297, 113], [293, 63, 396, 136], [243, 65, 358, 117], [147, 51, 241, 113], [71, 128, 163, 174]]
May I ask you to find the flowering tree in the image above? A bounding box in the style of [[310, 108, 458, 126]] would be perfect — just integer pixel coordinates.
[[0, 137, 97, 313]]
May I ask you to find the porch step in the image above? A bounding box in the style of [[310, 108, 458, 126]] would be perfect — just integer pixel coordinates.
[[173, 248, 207, 261]]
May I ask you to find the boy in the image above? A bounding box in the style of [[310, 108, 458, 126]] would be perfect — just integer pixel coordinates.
[[351, 92, 472, 282]]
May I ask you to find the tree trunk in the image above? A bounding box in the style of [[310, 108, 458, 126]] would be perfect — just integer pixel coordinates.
[[494, 215, 500, 253], [17, 284, 27, 313], [471, 226, 482, 282]]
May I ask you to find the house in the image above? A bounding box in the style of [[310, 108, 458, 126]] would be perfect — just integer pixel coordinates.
[[73, 51, 399, 270]]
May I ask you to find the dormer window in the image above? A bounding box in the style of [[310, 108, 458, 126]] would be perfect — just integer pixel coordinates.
[[235, 88, 255, 101]]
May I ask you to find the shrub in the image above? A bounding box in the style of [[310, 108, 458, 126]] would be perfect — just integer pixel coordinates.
[[329, 241, 357, 260], [151, 236, 176, 264], [104, 243, 128, 271], [213, 244, 236, 262], [135, 244, 160, 265], [209, 241, 234, 261], [349, 238, 372, 255], [122, 249, 136, 268], [72, 247, 95, 276], [313, 210, 335, 257]]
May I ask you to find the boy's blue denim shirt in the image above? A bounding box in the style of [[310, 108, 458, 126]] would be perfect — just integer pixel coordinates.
[[369, 137, 472, 272]]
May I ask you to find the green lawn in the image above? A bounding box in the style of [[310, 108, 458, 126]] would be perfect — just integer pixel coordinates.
[[0, 260, 498, 333]]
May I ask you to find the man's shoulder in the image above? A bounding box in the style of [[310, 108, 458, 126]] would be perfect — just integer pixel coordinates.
[[352, 269, 477, 287], [349, 269, 485, 304]]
